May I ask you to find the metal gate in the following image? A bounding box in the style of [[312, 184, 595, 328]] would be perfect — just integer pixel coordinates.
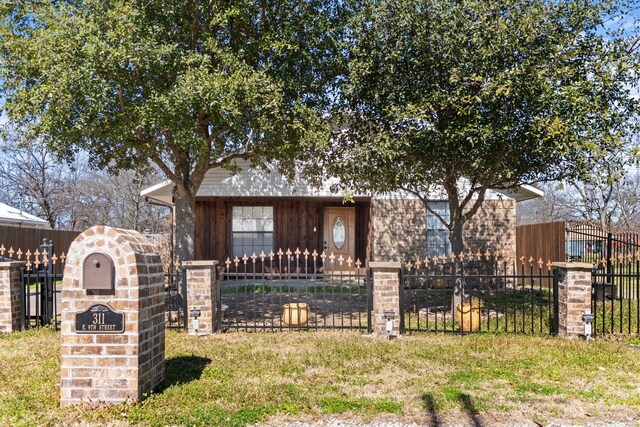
[[19, 239, 63, 330], [568, 224, 640, 335], [164, 267, 187, 330], [400, 253, 558, 335], [217, 251, 372, 332]]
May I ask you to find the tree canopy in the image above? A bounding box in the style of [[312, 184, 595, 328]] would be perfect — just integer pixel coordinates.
[[307, 0, 640, 253], [0, 0, 344, 260]]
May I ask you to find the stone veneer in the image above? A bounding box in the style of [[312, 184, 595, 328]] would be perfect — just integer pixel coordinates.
[[371, 198, 516, 261], [370, 262, 401, 337], [60, 226, 165, 406], [182, 260, 218, 334], [0, 262, 24, 332], [553, 262, 592, 338]]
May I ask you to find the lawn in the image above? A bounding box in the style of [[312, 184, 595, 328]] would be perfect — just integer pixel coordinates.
[[1, 328, 640, 426]]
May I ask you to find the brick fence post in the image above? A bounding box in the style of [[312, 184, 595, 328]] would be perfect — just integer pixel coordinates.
[[552, 262, 592, 338], [182, 260, 218, 335], [0, 261, 25, 333], [370, 262, 401, 337]]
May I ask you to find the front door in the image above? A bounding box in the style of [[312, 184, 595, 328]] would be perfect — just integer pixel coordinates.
[[323, 207, 356, 264]]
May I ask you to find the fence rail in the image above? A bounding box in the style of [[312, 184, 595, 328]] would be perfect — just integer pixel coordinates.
[[401, 252, 557, 335], [0, 240, 65, 330], [218, 249, 372, 332], [564, 223, 640, 335]]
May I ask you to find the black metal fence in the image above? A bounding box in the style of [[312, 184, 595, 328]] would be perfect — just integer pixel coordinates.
[[401, 254, 557, 335], [218, 250, 372, 332], [568, 224, 640, 335], [12, 239, 63, 330], [164, 268, 187, 330]]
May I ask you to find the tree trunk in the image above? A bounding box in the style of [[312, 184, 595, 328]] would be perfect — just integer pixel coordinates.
[[173, 185, 197, 263], [449, 213, 465, 318]]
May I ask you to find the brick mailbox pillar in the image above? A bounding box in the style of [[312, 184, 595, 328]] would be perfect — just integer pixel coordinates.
[[370, 262, 401, 338], [60, 226, 165, 406], [0, 262, 24, 332], [182, 260, 219, 335], [552, 262, 593, 338]]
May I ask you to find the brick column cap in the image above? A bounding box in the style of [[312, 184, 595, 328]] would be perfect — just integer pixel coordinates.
[[552, 262, 593, 270], [182, 260, 219, 268], [0, 261, 25, 268], [369, 262, 401, 270]]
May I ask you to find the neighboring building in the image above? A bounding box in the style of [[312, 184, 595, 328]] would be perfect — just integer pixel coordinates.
[[0, 202, 50, 228], [142, 160, 543, 264]]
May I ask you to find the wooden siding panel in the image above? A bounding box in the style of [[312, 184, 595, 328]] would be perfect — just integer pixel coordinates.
[[194, 198, 372, 264], [194, 203, 205, 260]]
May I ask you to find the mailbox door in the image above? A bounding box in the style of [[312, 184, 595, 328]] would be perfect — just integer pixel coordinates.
[[83, 253, 114, 290]]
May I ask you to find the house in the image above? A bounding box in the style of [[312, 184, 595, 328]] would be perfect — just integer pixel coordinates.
[[142, 160, 543, 265], [0, 202, 50, 228]]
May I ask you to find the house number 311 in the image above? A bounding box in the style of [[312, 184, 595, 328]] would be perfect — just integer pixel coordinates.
[[93, 313, 106, 324]]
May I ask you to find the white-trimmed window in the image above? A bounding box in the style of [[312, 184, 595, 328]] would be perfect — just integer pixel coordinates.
[[426, 201, 451, 258], [232, 206, 274, 257]]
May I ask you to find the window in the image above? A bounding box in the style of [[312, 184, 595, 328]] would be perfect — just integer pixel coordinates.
[[232, 206, 274, 257], [426, 201, 451, 258]]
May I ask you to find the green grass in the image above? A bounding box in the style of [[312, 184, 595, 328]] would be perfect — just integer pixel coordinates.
[[2, 328, 640, 426], [592, 300, 640, 335]]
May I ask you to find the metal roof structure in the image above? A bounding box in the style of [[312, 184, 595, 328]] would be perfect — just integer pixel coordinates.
[[0, 202, 50, 228]]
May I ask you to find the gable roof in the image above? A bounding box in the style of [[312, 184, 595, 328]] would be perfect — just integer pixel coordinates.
[[141, 160, 544, 204], [0, 202, 50, 227]]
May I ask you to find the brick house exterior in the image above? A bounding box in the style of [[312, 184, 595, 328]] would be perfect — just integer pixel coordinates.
[[142, 161, 540, 264], [371, 198, 516, 261]]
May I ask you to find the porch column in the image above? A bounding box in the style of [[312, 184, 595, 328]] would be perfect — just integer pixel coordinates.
[[370, 262, 401, 338], [552, 262, 592, 338], [0, 262, 24, 332], [183, 260, 219, 335]]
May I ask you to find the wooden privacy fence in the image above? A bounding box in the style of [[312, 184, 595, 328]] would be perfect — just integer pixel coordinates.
[[516, 221, 566, 272], [0, 225, 80, 256]]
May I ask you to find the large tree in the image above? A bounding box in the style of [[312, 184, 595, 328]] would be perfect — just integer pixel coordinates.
[[0, 0, 342, 261], [307, 0, 639, 255]]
